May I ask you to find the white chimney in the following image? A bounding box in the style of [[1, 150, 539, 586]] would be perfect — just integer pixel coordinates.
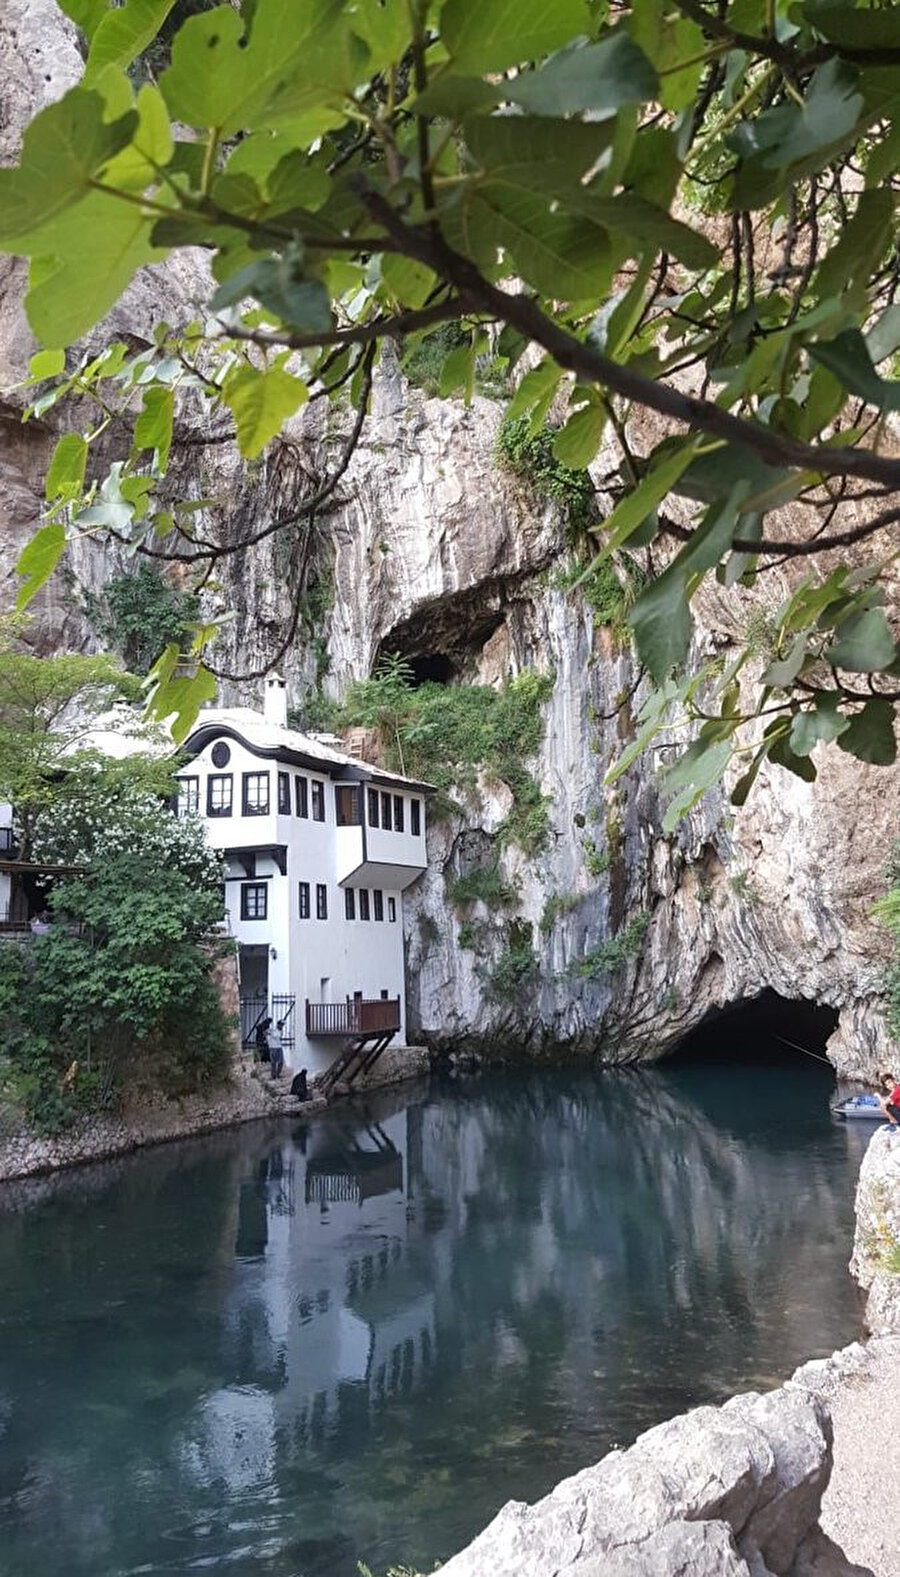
[[263, 673, 288, 728]]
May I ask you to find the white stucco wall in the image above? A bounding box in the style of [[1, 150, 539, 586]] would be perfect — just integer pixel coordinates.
[[177, 725, 427, 1075]]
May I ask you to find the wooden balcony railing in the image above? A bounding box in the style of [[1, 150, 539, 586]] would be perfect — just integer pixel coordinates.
[[306, 997, 401, 1037]]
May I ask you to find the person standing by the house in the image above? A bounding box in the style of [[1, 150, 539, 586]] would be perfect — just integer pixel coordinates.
[[267, 1020, 285, 1080]]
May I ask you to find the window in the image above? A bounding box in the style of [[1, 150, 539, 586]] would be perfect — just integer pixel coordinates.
[[298, 881, 310, 919], [381, 791, 392, 828], [295, 775, 308, 817], [344, 888, 356, 920], [367, 788, 380, 827], [380, 989, 389, 1000], [335, 785, 361, 826], [211, 741, 231, 768], [316, 882, 328, 920], [388, 896, 397, 923], [240, 882, 267, 921], [359, 888, 370, 921], [207, 774, 233, 817], [278, 771, 291, 814], [373, 889, 384, 922], [411, 798, 421, 836], [311, 781, 325, 822], [243, 771, 270, 815], [393, 795, 404, 832], [178, 777, 199, 817]]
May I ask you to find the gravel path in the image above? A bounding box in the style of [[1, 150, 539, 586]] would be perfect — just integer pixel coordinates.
[[819, 1336, 900, 1577]]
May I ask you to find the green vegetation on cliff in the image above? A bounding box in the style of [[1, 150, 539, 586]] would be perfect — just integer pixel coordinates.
[[323, 661, 554, 856]]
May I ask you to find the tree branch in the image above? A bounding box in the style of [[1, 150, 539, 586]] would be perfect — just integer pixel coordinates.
[[356, 188, 900, 491]]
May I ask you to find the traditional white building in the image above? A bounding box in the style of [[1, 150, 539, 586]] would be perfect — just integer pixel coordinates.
[[176, 677, 431, 1079]]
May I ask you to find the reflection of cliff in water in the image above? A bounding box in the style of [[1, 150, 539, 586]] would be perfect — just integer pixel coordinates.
[[0, 1066, 866, 1577]]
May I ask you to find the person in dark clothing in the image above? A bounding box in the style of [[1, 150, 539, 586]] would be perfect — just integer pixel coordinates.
[[291, 1068, 309, 1101], [254, 1017, 272, 1062]]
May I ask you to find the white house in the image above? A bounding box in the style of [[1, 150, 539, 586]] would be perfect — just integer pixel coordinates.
[[175, 676, 431, 1079], [0, 799, 14, 927]]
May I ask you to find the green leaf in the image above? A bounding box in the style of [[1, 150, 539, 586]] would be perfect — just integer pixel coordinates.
[[442, 0, 591, 74], [57, 1, 108, 40], [24, 190, 166, 346], [762, 634, 808, 688], [589, 440, 701, 565], [789, 698, 850, 756], [29, 348, 66, 379], [552, 404, 607, 468], [0, 89, 137, 248], [556, 190, 717, 271], [836, 699, 897, 766], [46, 434, 88, 502], [439, 343, 475, 401], [16, 522, 67, 611], [505, 360, 563, 426], [222, 360, 309, 458], [731, 59, 864, 171], [826, 607, 896, 673], [145, 648, 218, 743], [473, 185, 612, 300], [101, 80, 174, 192], [802, 1, 900, 51], [662, 738, 733, 831], [808, 329, 900, 412], [211, 252, 332, 332], [160, 0, 348, 135], [134, 387, 174, 470], [866, 305, 900, 367], [815, 188, 894, 304], [464, 115, 618, 189], [628, 568, 693, 682], [84, 0, 178, 84], [381, 254, 438, 309], [768, 731, 817, 782], [630, 2, 705, 113], [505, 33, 659, 115]]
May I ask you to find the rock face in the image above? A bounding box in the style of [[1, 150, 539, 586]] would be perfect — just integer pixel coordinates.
[[1, 1, 896, 1078], [850, 1128, 900, 1335], [436, 1376, 869, 1577]]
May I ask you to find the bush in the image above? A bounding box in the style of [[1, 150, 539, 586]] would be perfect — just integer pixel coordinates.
[[81, 563, 199, 675], [0, 777, 231, 1134], [569, 912, 649, 981], [485, 921, 538, 1001], [333, 665, 554, 856], [497, 416, 596, 536], [449, 862, 518, 909]]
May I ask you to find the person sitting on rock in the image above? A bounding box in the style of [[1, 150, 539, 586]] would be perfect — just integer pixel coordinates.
[[291, 1068, 309, 1101], [878, 1070, 900, 1130]]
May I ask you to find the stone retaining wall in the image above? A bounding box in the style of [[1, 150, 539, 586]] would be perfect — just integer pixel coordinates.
[[0, 1045, 431, 1182]]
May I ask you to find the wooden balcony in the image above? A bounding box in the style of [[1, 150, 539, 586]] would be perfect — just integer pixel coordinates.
[[306, 997, 401, 1037]]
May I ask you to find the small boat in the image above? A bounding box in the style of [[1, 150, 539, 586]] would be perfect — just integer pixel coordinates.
[[832, 1094, 885, 1121]]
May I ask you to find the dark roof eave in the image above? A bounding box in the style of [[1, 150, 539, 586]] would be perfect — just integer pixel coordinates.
[[179, 722, 435, 794]]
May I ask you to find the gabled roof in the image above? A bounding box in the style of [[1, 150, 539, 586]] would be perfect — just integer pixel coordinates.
[[179, 708, 434, 794]]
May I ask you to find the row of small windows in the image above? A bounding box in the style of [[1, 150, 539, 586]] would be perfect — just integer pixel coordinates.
[[180, 769, 421, 833], [238, 883, 397, 923]]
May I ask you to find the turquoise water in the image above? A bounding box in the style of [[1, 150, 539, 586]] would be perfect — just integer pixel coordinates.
[[0, 1061, 868, 1577]]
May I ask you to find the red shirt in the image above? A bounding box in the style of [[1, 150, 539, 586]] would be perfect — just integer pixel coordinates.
[[888, 1086, 900, 1108]]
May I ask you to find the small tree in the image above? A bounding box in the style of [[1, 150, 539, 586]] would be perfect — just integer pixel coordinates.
[[0, 642, 139, 858], [2, 775, 230, 1133]]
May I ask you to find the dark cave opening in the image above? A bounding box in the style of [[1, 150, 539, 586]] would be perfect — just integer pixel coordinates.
[[667, 989, 839, 1069], [401, 652, 458, 687]]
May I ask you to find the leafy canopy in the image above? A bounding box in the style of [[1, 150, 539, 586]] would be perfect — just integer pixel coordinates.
[[3, 0, 900, 816]]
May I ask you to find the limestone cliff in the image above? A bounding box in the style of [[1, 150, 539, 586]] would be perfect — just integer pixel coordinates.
[[1, 0, 896, 1079]]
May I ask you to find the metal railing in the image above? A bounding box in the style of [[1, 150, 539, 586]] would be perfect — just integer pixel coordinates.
[[306, 997, 401, 1037], [0, 827, 14, 855]]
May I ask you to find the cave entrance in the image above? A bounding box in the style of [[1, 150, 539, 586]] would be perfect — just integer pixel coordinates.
[[667, 989, 839, 1069], [400, 652, 458, 687]]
